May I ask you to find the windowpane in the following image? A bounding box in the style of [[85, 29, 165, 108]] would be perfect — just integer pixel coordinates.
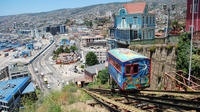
[[133, 64, 139, 74], [126, 65, 131, 74], [146, 16, 148, 24], [143, 16, 145, 25], [109, 56, 121, 72]]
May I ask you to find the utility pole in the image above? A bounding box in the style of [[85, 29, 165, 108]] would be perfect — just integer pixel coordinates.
[[188, 0, 195, 81], [163, 4, 175, 40]]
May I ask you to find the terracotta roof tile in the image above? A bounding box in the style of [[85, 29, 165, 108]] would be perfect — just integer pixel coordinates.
[[123, 2, 146, 14]]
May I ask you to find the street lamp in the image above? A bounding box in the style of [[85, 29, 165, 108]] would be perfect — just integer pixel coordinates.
[[163, 4, 176, 39]]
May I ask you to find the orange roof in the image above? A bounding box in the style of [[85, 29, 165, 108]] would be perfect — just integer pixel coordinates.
[[123, 2, 146, 14]]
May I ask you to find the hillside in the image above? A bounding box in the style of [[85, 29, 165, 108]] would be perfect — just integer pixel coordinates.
[[0, 0, 187, 31]]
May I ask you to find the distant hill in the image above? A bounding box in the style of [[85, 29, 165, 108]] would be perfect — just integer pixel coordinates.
[[0, 0, 187, 31]]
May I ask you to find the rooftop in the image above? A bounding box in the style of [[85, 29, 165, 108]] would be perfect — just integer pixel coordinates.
[[85, 63, 106, 75], [123, 2, 146, 14], [9, 63, 29, 75], [108, 48, 148, 62], [22, 82, 35, 94], [59, 53, 74, 57], [0, 77, 30, 102]]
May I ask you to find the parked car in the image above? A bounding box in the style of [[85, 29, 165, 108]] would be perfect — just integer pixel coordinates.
[[47, 84, 51, 89]]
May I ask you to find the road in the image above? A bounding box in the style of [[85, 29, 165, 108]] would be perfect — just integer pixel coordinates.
[[29, 39, 84, 95]]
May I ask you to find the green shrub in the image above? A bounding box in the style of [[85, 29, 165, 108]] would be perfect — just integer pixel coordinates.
[[176, 33, 200, 78], [149, 46, 157, 53], [97, 68, 109, 84], [166, 43, 174, 51], [80, 65, 84, 69], [48, 103, 61, 112]]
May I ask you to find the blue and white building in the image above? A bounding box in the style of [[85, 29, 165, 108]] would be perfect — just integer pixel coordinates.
[[0, 77, 35, 112], [112, 2, 156, 46]]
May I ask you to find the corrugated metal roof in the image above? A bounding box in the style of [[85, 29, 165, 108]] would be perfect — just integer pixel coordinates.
[[108, 48, 148, 62], [85, 64, 106, 75], [22, 82, 35, 94], [0, 77, 30, 102]]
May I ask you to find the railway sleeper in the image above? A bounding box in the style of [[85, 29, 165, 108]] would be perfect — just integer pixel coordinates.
[[125, 95, 200, 111]]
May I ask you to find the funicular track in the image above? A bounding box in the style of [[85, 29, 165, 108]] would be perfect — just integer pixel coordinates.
[[84, 88, 200, 112]]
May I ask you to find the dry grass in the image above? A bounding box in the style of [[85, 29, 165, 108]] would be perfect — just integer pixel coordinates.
[[22, 84, 106, 112]]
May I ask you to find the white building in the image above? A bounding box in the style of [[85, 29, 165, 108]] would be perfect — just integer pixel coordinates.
[[81, 46, 107, 64], [80, 35, 104, 47]]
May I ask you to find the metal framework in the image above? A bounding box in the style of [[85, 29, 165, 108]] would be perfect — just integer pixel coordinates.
[[163, 71, 200, 91]]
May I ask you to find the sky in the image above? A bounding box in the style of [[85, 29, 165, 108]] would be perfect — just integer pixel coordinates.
[[0, 0, 132, 16]]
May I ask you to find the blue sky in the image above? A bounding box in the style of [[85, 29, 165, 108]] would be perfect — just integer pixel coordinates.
[[0, 0, 132, 16]]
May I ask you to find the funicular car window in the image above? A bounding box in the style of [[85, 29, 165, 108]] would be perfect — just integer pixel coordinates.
[[109, 56, 121, 73], [133, 64, 139, 74], [125, 63, 139, 75], [125, 64, 131, 75]]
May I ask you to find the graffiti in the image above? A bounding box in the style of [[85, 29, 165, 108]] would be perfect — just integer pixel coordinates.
[[124, 73, 149, 89]]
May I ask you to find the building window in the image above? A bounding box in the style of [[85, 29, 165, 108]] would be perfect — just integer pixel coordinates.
[[143, 31, 145, 39], [146, 16, 148, 24], [153, 17, 155, 24], [150, 16, 152, 24], [194, 0, 199, 13], [133, 16, 138, 24], [122, 17, 126, 28], [125, 63, 139, 76], [109, 56, 121, 73], [146, 30, 148, 39], [150, 31, 152, 39], [143, 16, 145, 25], [134, 31, 138, 39]]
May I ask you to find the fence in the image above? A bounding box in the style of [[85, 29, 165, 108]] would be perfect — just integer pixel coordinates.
[[131, 35, 180, 45]]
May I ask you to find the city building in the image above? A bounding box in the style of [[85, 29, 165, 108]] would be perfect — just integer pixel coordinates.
[[186, 0, 200, 32], [0, 67, 9, 81], [80, 35, 105, 47], [57, 53, 79, 64], [81, 46, 107, 64], [45, 25, 67, 35], [26, 43, 34, 50], [112, 2, 156, 46], [8, 62, 31, 79], [0, 77, 35, 112], [60, 25, 66, 34], [21, 50, 32, 57]]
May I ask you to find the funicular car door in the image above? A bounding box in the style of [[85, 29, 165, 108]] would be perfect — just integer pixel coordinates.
[[125, 62, 140, 88]]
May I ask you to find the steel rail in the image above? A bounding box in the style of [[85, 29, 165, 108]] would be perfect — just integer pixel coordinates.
[[86, 88, 200, 111], [83, 89, 146, 112]]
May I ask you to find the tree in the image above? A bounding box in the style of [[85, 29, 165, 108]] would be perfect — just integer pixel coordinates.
[[65, 19, 70, 24], [176, 33, 191, 73], [170, 20, 180, 31], [70, 45, 78, 52], [85, 52, 99, 66], [176, 33, 200, 78], [97, 68, 109, 84], [84, 20, 93, 28], [54, 46, 64, 56], [64, 47, 70, 53]]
